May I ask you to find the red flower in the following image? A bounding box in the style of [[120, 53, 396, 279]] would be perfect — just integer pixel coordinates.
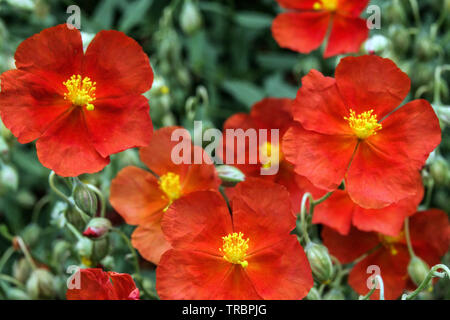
[[156, 178, 313, 300], [66, 268, 139, 300], [0, 24, 154, 177], [283, 55, 441, 209], [272, 0, 369, 57], [322, 209, 450, 300], [110, 127, 220, 265], [218, 98, 325, 212], [313, 177, 424, 236]]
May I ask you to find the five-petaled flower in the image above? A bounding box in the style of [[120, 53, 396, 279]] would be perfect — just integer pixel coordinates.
[[218, 97, 326, 212], [0, 24, 154, 177], [322, 209, 450, 300], [110, 126, 220, 265], [272, 0, 369, 57], [66, 268, 139, 300], [283, 55, 441, 209], [156, 178, 313, 300]]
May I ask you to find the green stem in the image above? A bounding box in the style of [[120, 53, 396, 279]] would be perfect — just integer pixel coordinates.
[[16, 237, 37, 270], [113, 228, 140, 275], [359, 275, 384, 300], [433, 65, 450, 105], [49, 171, 71, 203], [404, 217, 416, 258], [299, 193, 313, 244], [408, 0, 421, 28], [86, 184, 106, 218], [32, 195, 51, 223], [65, 222, 83, 241], [0, 247, 14, 273], [402, 264, 450, 300], [0, 274, 25, 289]]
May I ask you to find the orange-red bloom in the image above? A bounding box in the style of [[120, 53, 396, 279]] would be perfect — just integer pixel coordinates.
[[322, 209, 450, 300], [219, 98, 325, 212], [272, 0, 369, 57], [283, 55, 441, 209], [0, 24, 154, 177], [156, 178, 313, 300], [66, 268, 139, 300], [110, 127, 220, 265], [313, 178, 424, 236]]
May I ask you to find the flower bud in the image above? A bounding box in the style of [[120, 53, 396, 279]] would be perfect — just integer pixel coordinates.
[[306, 287, 321, 300], [73, 180, 98, 216], [26, 268, 56, 299], [408, 256, 431, 288], [0, 164, 18, 195], [65, 207, 86, 230], [179, 0, 203, 35], [305, 242, 334, 284], [76, 237, 93, 259], [83, 217, 112, 239], [216, 165, 245, 187], [91, 236, 110, 263], [13, 258, 32, 284], [363, 35, 389, 55], [415, 37, 435, 61], [323, 288, 345, 300], [21, 223, 41, 248], [52, 240, 71, 263], [430, 156, 449, 186]]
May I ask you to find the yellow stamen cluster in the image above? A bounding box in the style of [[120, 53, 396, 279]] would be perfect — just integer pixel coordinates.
[[378, 232, 404, 256], [159, 172, 182, 204], [260, 141, 282, 169], [219, 232, 249, 268], [313, 0, 338, 11], [344, 109, 382, 139], [63, 75, 96, 111]]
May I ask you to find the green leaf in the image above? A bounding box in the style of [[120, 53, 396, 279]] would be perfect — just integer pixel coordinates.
[[222, 80, 265, 108], [234, 11, 272, 29], [263, 73, 298, 98], [118, 0, 154, 33]]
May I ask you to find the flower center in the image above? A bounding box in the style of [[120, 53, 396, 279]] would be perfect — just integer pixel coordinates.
[[378, 232, 404, 256], [219, 232, 249, 268], [260, 141, 283, 169], [63, 75, 96, 111], [158, 172, 182, 203], [344, 109, 382, 139], [313, 0, 338, 11]]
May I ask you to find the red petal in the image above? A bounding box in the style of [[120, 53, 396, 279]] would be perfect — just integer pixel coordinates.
[[139, 126, 190, 178], [156, 249, 233, 300], [337, 0, 369, 16], [292, 69, 351, 135], [276, 0, 317, 9], [231, 178, 296, 254], [346, 142, 421, 209], [211, 267, 262, 300], [66, 268, 114, 300], [322, 226, 379, 263], [272, 12, 330, 54], [246, 236, 313, 299], [348, 247, 410, 300], [161, 191, 233, 255], [181, 146, 221, 194], [372, 100, 441, 170], [250, 98, 293, 135], [108, 272, 139, 300], [282, 123, 357, 191], [83, 30, 153, 98], [353, 179, 424, 236], [110, 166, 167, 225], [0, 70, 69, 143], [335, 55, 411, 120], [36, 108, 109, 177], [84, 95, 153, 158], [131, 224, 171, 265], [313, 190, 355, 235], [15, 24, 83, 81], [410, 209, 450, 266], [324, 15, 368, 58]]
